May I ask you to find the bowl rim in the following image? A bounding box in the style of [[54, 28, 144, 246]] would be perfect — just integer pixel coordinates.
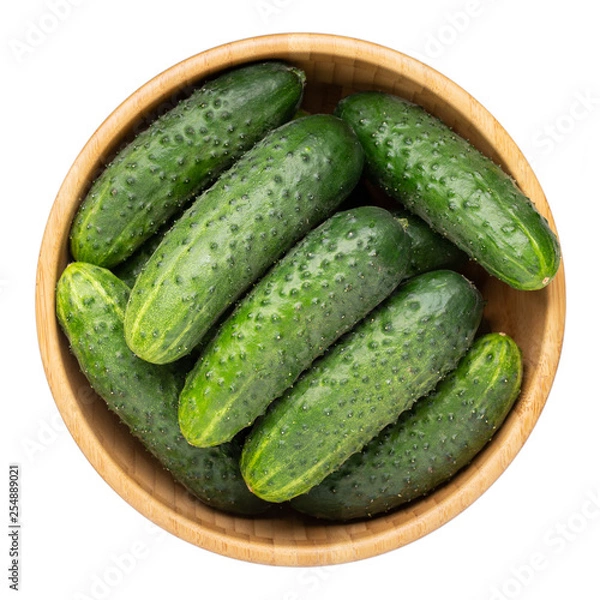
[[35, 32, 566, 566]]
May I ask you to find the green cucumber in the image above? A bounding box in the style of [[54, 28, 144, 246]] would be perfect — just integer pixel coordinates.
[[112, 220, 170, 288], [335, 91, 561, 291], [393, 209, 468, 277], [179, 206, 412, 448], [240, 269, 484, 503], [340, 184, 468, 277], [55, 262, 269, 515], [291, 332, 522, 520], [70, 61, 306, 268], [124, 114, 364, 365]]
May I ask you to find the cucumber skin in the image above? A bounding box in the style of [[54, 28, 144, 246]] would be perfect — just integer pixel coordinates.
[[179, 206, 412, 448], [291, 332, 522, 520], [240, 269, 484, 503], [335, 91, 561, 291], [393, 209, 468, 278], [112, 220, 170, 288], [125, 114, 365, 365], [70, 61, 306, 268], [339, 184, 468, 277], [55, 262, 270, 516]]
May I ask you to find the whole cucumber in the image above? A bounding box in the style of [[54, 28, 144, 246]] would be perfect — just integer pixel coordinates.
[[179, 206, 412, 448], [124, 114, 364, 365], [55, 262, 270, 515], [335, 91, 561, 291], [291, 332, 522, 520], [70, 61, 306, 267], [240, 269, 484, 503]]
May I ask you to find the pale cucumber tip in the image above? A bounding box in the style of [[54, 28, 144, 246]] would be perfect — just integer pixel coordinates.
[[178, 406, 229, 449]]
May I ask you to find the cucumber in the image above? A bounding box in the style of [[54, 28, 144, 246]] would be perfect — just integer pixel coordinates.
[[340, 184, 468, 277], [70, 61, 306, 268], [179, 206, 412, 448], [112, 219, 170, 288], [393, 209, 468, 277], [335, 91, 561, 291], [124, 114, 364, 365], [240, 269, 484, 503], [55, 262, 270, 516], [291, 332, 523, 520]]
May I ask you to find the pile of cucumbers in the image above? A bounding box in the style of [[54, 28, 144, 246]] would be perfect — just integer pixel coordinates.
[[56, 60, 560, 520]]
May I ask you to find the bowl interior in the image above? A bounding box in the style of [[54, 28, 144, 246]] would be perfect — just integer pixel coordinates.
[[36, 33, 566, 566]]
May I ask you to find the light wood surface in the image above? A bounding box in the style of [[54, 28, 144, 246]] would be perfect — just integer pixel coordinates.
[[35, 33, 566, 566]]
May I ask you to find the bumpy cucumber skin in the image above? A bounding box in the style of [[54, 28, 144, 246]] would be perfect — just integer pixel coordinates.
[[393, 209, 468, 277], [55, 262, 269, 516], [179, 206, 412, 448], [291, 332, 522, 520], [335, 91, 561, 291], [70, 61, 306, 268], [125, 114, 365, 365], [112, 220, 170, 288], [240, 269, 484, 503]]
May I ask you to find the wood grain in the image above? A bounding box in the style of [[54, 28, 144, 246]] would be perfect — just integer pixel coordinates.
[[35, 33, 566, 566]]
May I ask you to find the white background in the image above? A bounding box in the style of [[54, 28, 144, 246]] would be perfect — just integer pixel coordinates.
[[2, 1, 599, 598]]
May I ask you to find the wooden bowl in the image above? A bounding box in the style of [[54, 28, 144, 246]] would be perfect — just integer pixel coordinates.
[[36, 33, 566, 566]]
